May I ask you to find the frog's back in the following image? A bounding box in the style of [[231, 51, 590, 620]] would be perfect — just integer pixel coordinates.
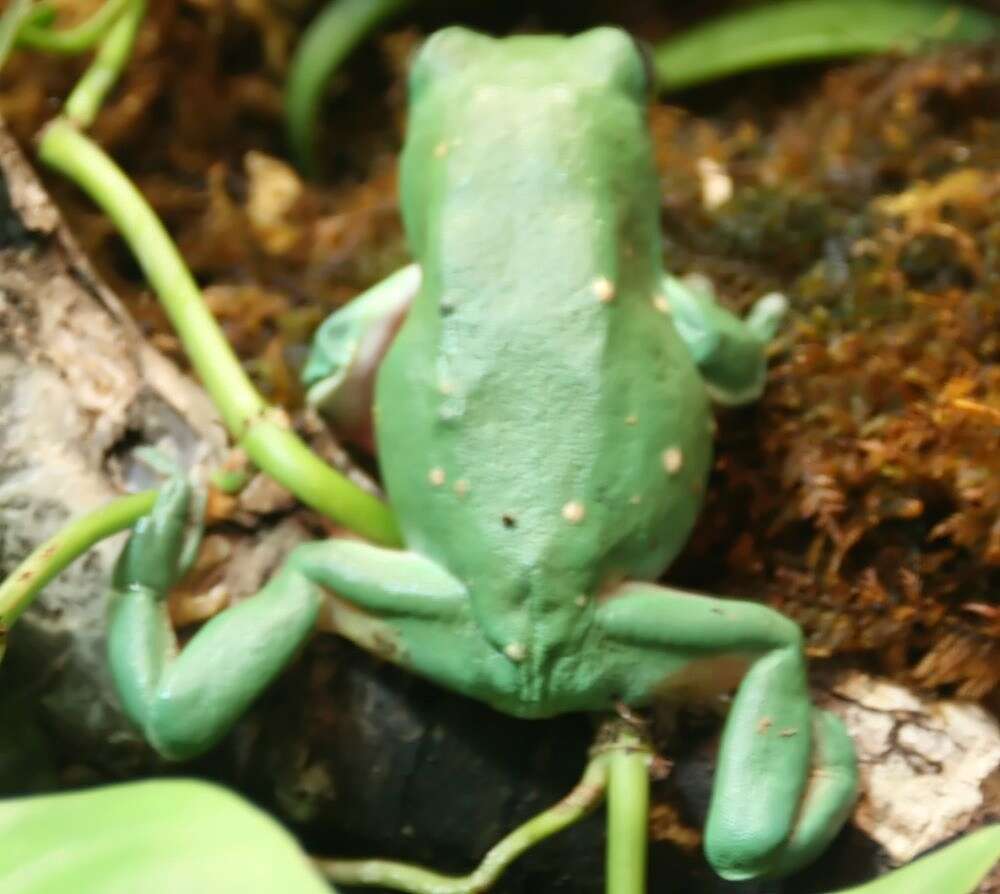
[[376, 29, 711, 659]]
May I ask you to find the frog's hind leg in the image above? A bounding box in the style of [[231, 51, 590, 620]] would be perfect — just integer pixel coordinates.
[[108, 480, 328, 761], [301, 263, 420, 448], [590, 582, 857, 880], [293, 539, 520, 706], [108, 482, 505, 761], [662, 273, 787, 405]]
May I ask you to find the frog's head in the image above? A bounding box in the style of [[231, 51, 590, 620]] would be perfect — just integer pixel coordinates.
[[408, 26, 651, 106], [402, 28, 658, 259]]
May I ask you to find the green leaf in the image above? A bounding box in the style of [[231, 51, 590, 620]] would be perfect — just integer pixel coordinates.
[[828, 825, 1000, 894], [0, 779, 335, 893], [654, 0, 1000, 92]]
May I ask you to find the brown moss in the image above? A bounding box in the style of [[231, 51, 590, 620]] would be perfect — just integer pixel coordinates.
[[658, 47, 1000, 700]]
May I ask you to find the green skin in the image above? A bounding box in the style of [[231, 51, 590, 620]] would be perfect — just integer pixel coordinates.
[[108, 28, 857, 881]]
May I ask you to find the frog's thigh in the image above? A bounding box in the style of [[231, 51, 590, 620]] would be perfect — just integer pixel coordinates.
[[110, 559, 326, 761], [662, 273, 787, 405], [291, 540, 518, 704], [593, 582, 856, 881]]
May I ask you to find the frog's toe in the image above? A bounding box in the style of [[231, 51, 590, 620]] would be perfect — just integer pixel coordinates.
[[112, 477, 192, 595], [765, 708, 857, 876], [746, 291, 789, 342], [705, 707, 858, 880], [704, 804, 789, 881]]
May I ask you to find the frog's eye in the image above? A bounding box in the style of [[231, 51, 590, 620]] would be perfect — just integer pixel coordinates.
[[409, 27, 494, 98], [570, 27, 650, 101]]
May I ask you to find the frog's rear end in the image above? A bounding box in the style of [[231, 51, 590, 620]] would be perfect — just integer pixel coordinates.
[[375, 28, 712, 666]]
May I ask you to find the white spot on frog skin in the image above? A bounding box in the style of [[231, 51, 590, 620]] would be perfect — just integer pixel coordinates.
[[625, 414, 638, 425], [433, 141, 450, 159], [574, 594, 588, 607], [504, 642, 526, 662], [428, 467, 446, 487], [662, 447, 684, 475], [438, 380, 454, 395], [454, 479, 469, 497], [593, 277, 616, 303], [629, 494, 642, 505], [652, 293, 671, 314], [562, 501, 586, 523]]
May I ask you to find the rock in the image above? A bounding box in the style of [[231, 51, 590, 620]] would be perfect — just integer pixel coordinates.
[[819, 671, 1000, 865], [808, 670, 1000, 894]]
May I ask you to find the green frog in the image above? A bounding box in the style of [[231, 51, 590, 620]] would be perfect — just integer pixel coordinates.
[[108, 27, 857, 881]]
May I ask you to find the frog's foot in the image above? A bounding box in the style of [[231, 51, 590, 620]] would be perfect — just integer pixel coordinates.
[[302, 264, 420, 449], [108, 482, 327, 760], [591, 582, 857, 880], [662, 273, 787, 405]]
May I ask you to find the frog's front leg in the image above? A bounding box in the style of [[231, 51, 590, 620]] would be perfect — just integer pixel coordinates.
[[107, 479, 504, 761], [590, 582, 857, 880], [663, 273, 788, 405], [302, 264, 420, 448]]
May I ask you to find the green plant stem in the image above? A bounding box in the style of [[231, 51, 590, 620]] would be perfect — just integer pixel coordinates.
[[18, 0, 131, 54], [0, 490, 157, 659], [606, 738, 650, 894], [317, 753, 609, 893], [654, 0, 1000, 92], [0, 0, 60, 71], [19, 1, 56, 30], [38, 120, 262, 438], [63, 0, 144, 127], [37, 119, 401, 546], [0, 0, 35, 69], [240, 418, 399, 543], [319, 724, 654, 894], [285, 0, 411, 175]]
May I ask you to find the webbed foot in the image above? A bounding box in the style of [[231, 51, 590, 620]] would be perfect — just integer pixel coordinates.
[[108, 481, 323, 759], [590, 581, 857, 879]]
